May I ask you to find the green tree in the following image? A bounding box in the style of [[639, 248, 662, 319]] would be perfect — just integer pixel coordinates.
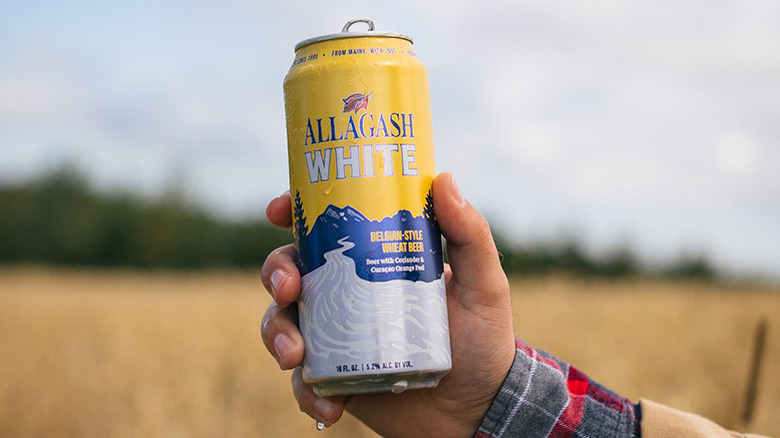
[[423, 190, 436, 222], [293, 190, 308, 239]]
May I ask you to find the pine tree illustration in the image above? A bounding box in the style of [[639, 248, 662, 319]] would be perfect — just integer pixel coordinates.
[[423, 190, 436, 222], [293, 190, 308, 239]]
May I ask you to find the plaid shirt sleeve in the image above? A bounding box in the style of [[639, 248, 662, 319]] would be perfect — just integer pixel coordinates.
[[474, 339, 641, 438]]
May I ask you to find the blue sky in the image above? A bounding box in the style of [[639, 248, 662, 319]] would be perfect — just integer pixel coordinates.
[[1, 0, 779, 278]]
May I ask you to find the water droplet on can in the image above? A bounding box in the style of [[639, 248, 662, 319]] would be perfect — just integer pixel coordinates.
[[316, 422, 325, 430], [391, 380, 408, 394]]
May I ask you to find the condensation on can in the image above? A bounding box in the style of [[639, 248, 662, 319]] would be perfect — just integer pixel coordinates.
[[283, 19, 452, 396]]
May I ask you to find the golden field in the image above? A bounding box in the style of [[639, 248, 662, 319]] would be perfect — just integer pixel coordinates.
[[0, 267, 777, 437]]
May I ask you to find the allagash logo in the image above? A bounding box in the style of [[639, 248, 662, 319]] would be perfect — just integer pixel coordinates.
[[342, 92, 373, 114], [302, 89, 418, 182], [304, 91, 414, 147]]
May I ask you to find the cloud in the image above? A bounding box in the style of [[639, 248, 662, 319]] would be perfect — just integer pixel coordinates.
[[713, 133, 759, 176], [1, 0, 779, 275]]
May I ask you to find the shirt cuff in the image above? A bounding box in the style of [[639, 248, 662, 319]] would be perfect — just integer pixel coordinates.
[[474, 339, 638, 438]]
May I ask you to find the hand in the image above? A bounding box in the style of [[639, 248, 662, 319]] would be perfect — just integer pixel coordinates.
[[260, 172, 516, 438]]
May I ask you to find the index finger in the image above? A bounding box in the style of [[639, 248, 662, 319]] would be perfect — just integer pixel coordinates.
[[266, 191, 292, 229]]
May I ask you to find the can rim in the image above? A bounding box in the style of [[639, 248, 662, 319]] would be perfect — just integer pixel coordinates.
[[294, 19, 413, 51]]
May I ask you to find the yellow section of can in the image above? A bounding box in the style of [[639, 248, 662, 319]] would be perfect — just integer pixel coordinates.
[[284, 36, 434, 225]]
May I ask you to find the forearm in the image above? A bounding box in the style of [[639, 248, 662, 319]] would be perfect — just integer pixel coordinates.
[[474, 339, 640, 438], [639, 399, 769, 438]]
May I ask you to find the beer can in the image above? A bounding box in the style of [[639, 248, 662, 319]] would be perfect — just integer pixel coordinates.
[[283, 19, 451, 396]]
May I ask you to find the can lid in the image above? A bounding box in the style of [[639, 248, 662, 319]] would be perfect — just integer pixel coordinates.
[[294, 19, 413, 51]]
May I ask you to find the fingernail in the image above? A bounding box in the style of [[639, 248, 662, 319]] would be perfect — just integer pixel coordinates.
[[314, 397, 336, 425], [270, 269, 288, 299], [274, 333, 294, 369], [450, 175, 465, 206]]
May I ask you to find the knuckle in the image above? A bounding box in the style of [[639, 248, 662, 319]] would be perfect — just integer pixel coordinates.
[[260, 304, 282, 338], [475, 213, 494, 241], [261, 245, 297, 279]]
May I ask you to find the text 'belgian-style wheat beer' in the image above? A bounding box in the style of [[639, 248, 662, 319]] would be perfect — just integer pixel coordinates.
[[283, 19, 451, 396]]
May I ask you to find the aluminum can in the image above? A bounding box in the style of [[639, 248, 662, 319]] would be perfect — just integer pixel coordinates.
[[283, 19, 451, 396]]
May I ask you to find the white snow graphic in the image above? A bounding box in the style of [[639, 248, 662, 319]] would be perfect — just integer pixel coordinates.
[[299, 237, 451, 378]]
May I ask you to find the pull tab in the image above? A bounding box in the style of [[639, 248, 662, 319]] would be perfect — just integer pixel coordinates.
[[342, 19, 375, 33]]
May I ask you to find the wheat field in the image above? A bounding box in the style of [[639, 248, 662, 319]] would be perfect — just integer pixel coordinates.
[[0, 267, 777, 437]]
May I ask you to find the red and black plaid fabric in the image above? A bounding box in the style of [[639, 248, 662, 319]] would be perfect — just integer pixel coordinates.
[[474, 339, 640, 438]]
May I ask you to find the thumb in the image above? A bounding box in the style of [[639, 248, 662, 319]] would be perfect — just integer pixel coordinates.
[[432, 172, 509, 305]]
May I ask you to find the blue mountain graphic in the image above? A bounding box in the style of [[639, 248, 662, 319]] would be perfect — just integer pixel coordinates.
[[298, 204, 443, 283], [316, 204, 368, 229]]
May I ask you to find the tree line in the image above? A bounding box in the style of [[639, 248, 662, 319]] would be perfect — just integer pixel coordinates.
[[0, 168, 289, 269], [0, 168, 715, 279]]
